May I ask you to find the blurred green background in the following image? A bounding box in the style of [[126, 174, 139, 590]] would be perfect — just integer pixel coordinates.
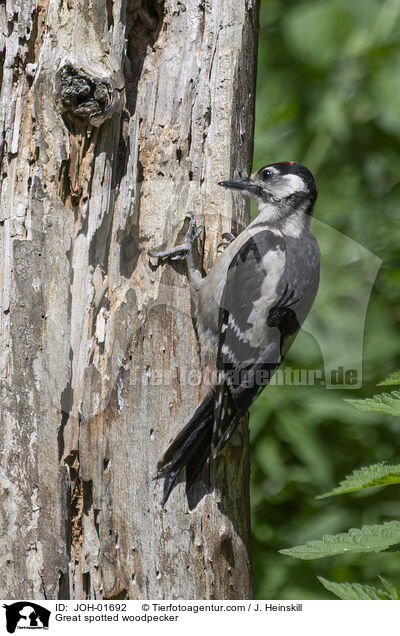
[[250, 0, 400, 599]]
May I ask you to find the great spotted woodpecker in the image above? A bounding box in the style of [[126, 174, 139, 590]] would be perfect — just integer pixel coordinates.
[[149, 161, 320, 504]]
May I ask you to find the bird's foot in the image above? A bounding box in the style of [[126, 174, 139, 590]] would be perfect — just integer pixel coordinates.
[[217, 232, 236, 253], [148, 212, 203, 268]]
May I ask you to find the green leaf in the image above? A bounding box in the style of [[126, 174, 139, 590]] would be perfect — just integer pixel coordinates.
[[279, 521, 400, 560], [317, 577, 391, 600], [378, 576, 399, 600], [345, 391, 400, 416], [378, 370, 400, 386], [317, 462, 400, 498]]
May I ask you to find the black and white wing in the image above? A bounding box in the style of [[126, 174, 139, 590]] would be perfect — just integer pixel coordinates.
[[213, 230, 288, 454]]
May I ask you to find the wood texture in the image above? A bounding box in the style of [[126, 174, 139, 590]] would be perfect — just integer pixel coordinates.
[[0, 0, 259, 599]]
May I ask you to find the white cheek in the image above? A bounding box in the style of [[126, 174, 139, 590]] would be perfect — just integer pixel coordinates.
[[270, 174, 306, 197]]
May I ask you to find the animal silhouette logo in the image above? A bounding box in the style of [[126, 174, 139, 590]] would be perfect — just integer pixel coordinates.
[[2, 602, 50, 633]]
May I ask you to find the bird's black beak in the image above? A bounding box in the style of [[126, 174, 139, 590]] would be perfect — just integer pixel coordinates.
[[218, 178, 262, 197]]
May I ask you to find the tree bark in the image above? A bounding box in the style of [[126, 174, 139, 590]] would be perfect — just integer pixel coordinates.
[[0, 0, 259, 599]]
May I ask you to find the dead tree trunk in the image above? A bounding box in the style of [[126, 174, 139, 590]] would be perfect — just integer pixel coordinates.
[[0, 0, 259, 599]]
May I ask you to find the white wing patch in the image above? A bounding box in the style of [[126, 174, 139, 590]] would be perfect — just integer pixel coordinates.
[[245, 245, 286, 348]]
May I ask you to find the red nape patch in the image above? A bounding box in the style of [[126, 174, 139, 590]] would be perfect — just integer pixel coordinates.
[[283, 161, 297, 165]]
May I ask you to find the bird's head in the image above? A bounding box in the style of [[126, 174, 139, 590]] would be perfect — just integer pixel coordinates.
[[219, 162, 317, 218]]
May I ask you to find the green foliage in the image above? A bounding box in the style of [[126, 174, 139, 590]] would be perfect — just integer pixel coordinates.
[[280, 521, 400, 560], [378, 371, 400, 386], [276, 382, 400, 597], [317, 461, 400, 498], [345, 392, 400, 416], [317, 577, 393, 600], [251, 0, 400, 599], [378, 575, 399, 600]]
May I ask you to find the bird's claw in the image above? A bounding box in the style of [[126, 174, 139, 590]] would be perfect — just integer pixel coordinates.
[[217, 231, 236, 253], [148, 212, 203, 266]]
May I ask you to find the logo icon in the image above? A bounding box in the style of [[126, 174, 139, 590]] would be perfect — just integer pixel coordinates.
[[3, 602, 50, 633]]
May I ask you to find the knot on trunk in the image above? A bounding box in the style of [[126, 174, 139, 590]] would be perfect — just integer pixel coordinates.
[[58, 64, 122, 126]]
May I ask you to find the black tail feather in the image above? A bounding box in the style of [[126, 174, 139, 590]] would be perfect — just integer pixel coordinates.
[[157, 395, 214, 504], [185, 424, 213, 492]]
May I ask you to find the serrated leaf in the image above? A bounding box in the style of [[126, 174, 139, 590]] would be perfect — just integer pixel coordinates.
[[317, 577, 391, 600], [317, 462, 400, 498], [279, 521, 400, 560], [345, 391, 400, 416], [377, 370, 400, 386], [378, 576, 399, 600]]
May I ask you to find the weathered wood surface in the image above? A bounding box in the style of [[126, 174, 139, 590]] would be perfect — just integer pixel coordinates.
[[0, 0, 259, 599]]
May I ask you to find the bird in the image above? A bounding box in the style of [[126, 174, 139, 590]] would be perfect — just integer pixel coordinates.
[[149, 161, 320, 504]]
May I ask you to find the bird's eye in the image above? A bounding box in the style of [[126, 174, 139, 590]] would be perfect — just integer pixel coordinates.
[[261, 169, 273, 180]]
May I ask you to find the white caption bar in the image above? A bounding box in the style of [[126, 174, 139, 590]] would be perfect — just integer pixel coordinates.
[[1, 599, 396, 636]]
